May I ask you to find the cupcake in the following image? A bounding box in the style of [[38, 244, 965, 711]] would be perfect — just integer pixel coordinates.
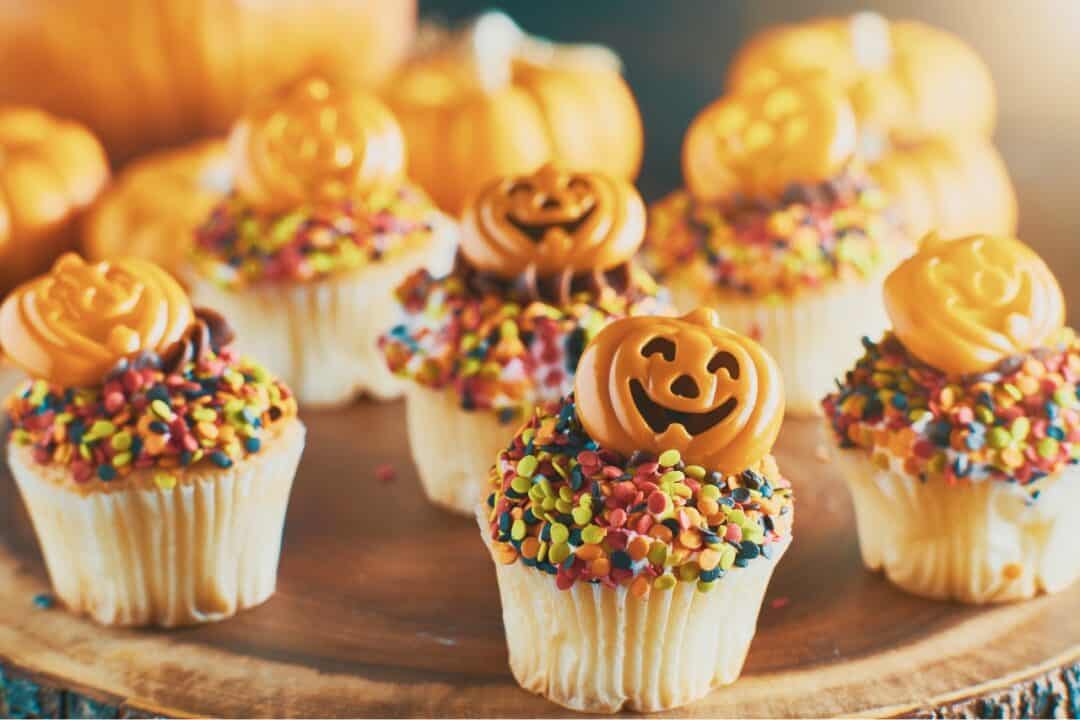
[[644, 71, 912, 415], [84, 139, 231, 279], [380, 164, 665, 515], [185, 77, 456, 407], [823, 233, 1079, 603], [1, 254, 304, 626], [479, 309, 792, 712]]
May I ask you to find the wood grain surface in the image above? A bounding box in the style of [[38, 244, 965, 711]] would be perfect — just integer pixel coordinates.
[[2, 405, 1080, 717]]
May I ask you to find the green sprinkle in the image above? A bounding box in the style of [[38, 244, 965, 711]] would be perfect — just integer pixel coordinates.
[[12, 429, 32, 445], [549, 522, 570, 545], [697, 579, 717, 593], [1010, 417, 1031, 441], [537, 477, 553, 497], [571, 506, 592, 525], [150, 399, 174, 421], [549, 542, 571, 564], [660, 470, 685, 484], [684, 465, 706, 479], [581, 524, 606, 544], [112, 452, 132, 468], [1003, 383, 1023, 401], [653, 574, 677, 590], [536, 540, 548, 563], [658, 449, 681, 467], [647, 541, 668, 567], [192, 407, 218, 423], [154, 473, 177, 491], [988, 427, 1012, 449], [1038, 437, 1060, 459], [701, 484, 721, 501], [511, 519, 526, 541], [516, 455, 539, 478], [718, 544, 737, 570], [558, 486, 574, 502], [678, 563, 700, 582], [510, 476, 531, 494], [975, 406, 995, 424], [111, 431, 133, 452], [554, 499, 573, 514]]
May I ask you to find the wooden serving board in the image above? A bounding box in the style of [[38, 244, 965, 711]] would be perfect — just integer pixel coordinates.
[[2, 404, 1080, 718]]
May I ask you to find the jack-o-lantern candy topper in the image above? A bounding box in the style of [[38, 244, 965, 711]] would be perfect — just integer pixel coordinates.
[[230, 76, 406, 212], [461, 164, 645, 278], [683, 70, 857, 202], [574, 308, 785, 471]]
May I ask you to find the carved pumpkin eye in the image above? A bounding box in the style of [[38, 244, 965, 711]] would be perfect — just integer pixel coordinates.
[[509, 181, 533, 197], [567, 177, 590, 193], [708, 350, 739, 378], [641, 337, 676, 361]]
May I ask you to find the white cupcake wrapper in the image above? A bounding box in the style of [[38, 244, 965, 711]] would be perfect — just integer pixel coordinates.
[[8, 419, 305, 627], [405, 385, 521, 515], [668, 276, 892, 416], [188, 221, 456, 408], [832, 440, 1080, 603], [479, 509, 791, 713]]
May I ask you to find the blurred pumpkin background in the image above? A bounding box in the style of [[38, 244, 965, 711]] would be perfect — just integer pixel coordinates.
[[0, 0, 1076, 310]]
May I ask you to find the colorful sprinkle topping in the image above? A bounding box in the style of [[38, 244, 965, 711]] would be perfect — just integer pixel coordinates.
[[823, 331, 1080, 490], [379, 266, 664, 418], [192, 184, 439, 286], [484, 397, 793, 595], [643, 167, 907, 298], [6, 340, 298, 489]]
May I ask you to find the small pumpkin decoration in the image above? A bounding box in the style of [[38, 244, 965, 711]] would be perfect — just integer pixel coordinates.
[[683, 70, 857, 201], [383, 11, 643, 215], [84, 140, 231, 279], [869, 139, 1016, 240], [728, 13, 995, 144], [575, 308, 784, 472], [231, 77, 405, 212], [461, 164, 645, 277], [0, 107, 109, 297], [0, 0, 416, 163], [884, 233, 1064, 377]]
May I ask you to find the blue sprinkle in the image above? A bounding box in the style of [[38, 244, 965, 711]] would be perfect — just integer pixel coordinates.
[[32, 593, 54, 609], [210, 451, 233, 469], [244, 436, 261, 453], [498, 513, 512, 534], [1048, 425, 1066, 441], [737, 541, 760, 560], [97, 465, 116, 481], [890, 393, 908, 410], [146, 385, 170, 403], [1046, 402, 1060, 420], [610, 550, 632, 570], [149, 420, 169, 434], [732, 487, 751, 504], [699, 567, 721, 582], [966, 433, 986, 450]]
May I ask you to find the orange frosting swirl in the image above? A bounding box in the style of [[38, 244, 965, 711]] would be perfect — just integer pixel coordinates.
[[884, 233, 1065, 376], [230, 76, 406, 212], [461, 164, 645, 279], [0, 254, 194, 386]]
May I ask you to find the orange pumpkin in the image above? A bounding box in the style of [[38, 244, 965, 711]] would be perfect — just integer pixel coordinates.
[[383, 11, 643, 215], [84, 140, 230, 279], [461, 164, 645, 277], [575, 309, 784, 472], [231, 77, 405, 212], [869, 139, 1016, 240], [728, 13, 995, 144], [0, 0, 416, 163], [0, 108, 109, 297], [683, 70, 857, 201]]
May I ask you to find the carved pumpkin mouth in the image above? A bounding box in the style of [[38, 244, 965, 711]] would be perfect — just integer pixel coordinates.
[[629, 379, 737, 436], [506, 203, 596, 244]]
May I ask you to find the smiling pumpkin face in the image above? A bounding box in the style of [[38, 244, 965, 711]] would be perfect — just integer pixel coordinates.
[[574, 309, 785, 471], [461, 164, 645, 278]]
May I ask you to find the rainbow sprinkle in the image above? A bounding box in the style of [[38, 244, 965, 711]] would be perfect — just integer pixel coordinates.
[[823, 331, 1080, 490], [192, 184, 439, 287], [484, 397, 793, 596], [6, 346, 298, 487], [643, 167, 906, 298], [379, 268, 664, 419]]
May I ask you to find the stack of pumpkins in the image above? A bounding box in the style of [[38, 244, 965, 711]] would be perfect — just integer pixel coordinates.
[[728, 12, 1016, 239]]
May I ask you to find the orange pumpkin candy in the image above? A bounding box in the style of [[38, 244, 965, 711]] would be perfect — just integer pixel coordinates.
[[383, 12, 643, 215], [461, 164, 645, 277], [0, 0, 416, 163], [683, 70, 857, 201], [575, 309, 784, 472], [0, 107, 109, 297]]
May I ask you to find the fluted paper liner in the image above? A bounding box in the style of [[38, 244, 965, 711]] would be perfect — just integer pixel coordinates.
[[406, 385, 523, 515], [188, 220, 456, 408], [8, 419, 305, 627], [479, 508, 791, 713], [832, 441, 1080, 603], [668, 273, 891, 416]]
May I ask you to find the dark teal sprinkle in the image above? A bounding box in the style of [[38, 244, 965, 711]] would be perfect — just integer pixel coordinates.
[[1048, 425, 1066, 441], [97, 465, 116, 481], [568, 527, 583, 545], [32, 593, 54, 609], [699, 567, 721, 582], [610, 550, 632, 570], [732, 487, 751, 504], [149, 420, 169, 434], [244, 436, 261, 453], [210, 451, 233, 469]]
